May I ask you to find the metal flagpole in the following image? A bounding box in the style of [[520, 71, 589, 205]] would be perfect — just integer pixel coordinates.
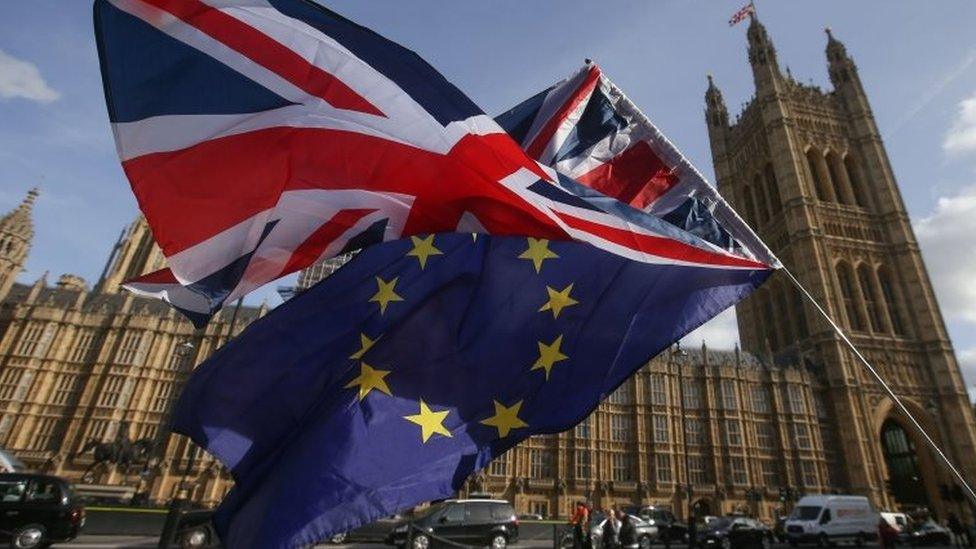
[[780, 266, 976, 507]]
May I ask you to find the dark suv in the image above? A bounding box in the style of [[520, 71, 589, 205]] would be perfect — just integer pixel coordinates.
[[387, 499, 519, 549], [0, 473, 84, 548]]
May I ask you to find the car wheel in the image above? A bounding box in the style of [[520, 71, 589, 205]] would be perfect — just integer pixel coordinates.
[[10, 525, 46, 549], [854, 534, 865, 547], [721, 537, 731, 549], [180, 524, 215, 549], [761, 534, 771, 549], [412, 533, 430, 549], [490, 534, 508, 549], [639, 535, 652, 549], [817, 534, 829, 548], [330, 532, 348, 544]]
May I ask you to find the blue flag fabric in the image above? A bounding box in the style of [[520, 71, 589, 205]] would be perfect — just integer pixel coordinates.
[[172, 233, 769, 548]]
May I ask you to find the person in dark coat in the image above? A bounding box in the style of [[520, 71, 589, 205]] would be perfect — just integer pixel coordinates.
[[602, 508, 619, 549], [618, 511, 639, 549]]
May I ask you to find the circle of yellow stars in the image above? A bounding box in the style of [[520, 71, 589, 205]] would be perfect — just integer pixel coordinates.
[[348, 235, 606, 444]]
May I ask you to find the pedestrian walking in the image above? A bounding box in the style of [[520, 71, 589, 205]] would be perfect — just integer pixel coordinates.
[[602, 508, 620, 549], [571, 501, 590, 549], [618, 511, 638, 549]]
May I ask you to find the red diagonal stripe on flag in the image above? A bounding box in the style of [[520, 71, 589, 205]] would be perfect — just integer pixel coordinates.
[[144, 0, 385, 116], [277, 208, 377, 276], [525, 65, 602, 160], [554, 211, 770, 270]]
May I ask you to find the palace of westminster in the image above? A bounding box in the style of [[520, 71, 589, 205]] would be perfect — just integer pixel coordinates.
[[0, 18, 974, 522]]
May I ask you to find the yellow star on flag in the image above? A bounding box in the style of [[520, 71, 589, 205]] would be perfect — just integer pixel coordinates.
[[539, 283, 579, 319], [369, 276, 404, 314], [349, 333, 379, 360], [344, 362, 392, 400], [531, 335, 569, 380], [480, 400, 529, 438], [404, 400, 453, 443], [518, 238, 558, 273], [406, 235, 443, 269]]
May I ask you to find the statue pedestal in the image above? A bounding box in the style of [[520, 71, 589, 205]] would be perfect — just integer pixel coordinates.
[[73, 483, 137, 504]]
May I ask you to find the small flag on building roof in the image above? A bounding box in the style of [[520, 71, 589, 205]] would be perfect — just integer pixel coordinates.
[[729, 3, 756, 26]]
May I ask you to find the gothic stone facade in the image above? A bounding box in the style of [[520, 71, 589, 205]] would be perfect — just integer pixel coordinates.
[[704, 19, 976, 518]]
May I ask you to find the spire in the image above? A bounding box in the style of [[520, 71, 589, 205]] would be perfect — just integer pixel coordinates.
[[824, 27, 845, 58], [745, 14, 782, 95], [824, 27, 860, 91], [704, 74, 729, 128], [0, 187, 39, 239]]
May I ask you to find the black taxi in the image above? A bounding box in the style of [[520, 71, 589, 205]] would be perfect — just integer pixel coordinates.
[[0, 473, 84, 548]]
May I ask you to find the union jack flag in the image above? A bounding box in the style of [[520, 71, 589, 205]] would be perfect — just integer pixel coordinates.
[[729, 3, 756, 26], [95, 0, 772, 326], [496, 62, 777, 266]]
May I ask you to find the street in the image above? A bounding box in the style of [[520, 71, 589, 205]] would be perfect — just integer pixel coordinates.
[[54, 539, 953, 549]]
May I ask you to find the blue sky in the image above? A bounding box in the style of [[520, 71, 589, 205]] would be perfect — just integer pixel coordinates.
[[2, 1, 976, 396]]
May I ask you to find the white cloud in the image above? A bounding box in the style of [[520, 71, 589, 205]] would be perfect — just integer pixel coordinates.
[[944, 93, 976, 155], [915, 185, 976, 323], [0, 49, 59, 103], [681, 307, 739, 350]]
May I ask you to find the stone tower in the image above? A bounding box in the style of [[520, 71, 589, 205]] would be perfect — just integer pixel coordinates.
[[95, 216, 167, 293], [0, 189, 37, 302], [705, 18, 976, 515]]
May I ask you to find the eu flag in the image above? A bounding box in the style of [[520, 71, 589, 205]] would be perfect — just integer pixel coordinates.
[[172, 232, 769, 548]]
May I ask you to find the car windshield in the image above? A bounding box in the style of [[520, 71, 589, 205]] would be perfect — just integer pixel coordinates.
[[791, 506, 822, 521], [708, 518, 733, 530], [413, 502, 448, 521]]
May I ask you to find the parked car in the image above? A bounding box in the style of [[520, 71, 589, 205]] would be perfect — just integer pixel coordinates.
[[0, 473, 85, 549], [630, 506, 688, 543], [698, 516, 770, 549], [784, 495, 878, 546], [518, 513, 544, 521], [386, 499, 518, 549], [880, 512, 910, 533], [588, 512, 658, 549], [906, 521, 951, 547]]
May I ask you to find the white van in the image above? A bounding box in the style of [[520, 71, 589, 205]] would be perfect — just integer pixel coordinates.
[[784, 495, 879, 546]]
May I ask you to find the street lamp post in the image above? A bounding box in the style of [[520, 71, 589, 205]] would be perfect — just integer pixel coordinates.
[[672, 344, 694, 547]]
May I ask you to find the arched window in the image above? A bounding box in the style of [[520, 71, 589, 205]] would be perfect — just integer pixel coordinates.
[[740, 185, 757, 225], [806, 148, 830, 202], [764, 163, 783, 213], [881, 420, 929, 506], [753, 174, 770, 224], [857, 264, 884, 332], [877, 267, 906, 335], [836, 262, 864, 331], [844, 155, 870, 208], [825, 152, 848, 205]]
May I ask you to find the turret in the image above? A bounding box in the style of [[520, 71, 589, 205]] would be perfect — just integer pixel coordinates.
[[826, 29, 873, 116], [0, 188, 38, 302], [95, 215, 167, 294], [704, 75, 731, 167], [746, 16, 783, 96]]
